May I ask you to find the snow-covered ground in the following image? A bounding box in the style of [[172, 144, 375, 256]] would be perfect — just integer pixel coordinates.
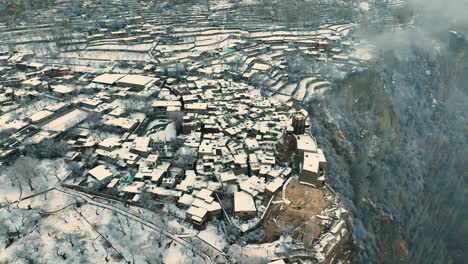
[[149, 122, 177, 142], [0, 169, 207, 263], [86, 43, 153, 52], [0, 159, 67, 202], [197, 223, 227, 251], [60, 50, 153, 62], [0, 98, 58, 129]]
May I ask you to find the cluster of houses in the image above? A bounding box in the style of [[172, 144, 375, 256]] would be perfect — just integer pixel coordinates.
[[0, 2, 357, 262], [1, 50, 328, 230], [77, 73, 329, 229], [0, 15, 336, 234]]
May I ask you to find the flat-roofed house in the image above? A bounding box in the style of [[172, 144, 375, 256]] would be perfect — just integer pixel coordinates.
[[88, 165, 113, 183], [92, 73, 125, 86], [152, 100, 182, 116], [177, 193, 195, 208], [98, 137, 121, 152], [102, 117, 138, 132], [27, 110, 55, 124], [244, 138, 260, 152], [219, 171, 237, 185], [145, 185, 182, 201], [248, 153, 260, 175], [130, 137, 151, 157], [198, 140, 213, 157], [191, 197, 222, 218], [134, 168, 165, 184], [234, 191, 257, 220], [233, 153, 248, 175], [186, 206, 208, 228], [52, 85, 76, 97], [21, 78, 42, 89], [115, 75, 157, 90], [184, 103, 208, 114], [265, 177, 285, 198], [299, 149, 327, 187], [295, 134, 317, 158], [146, 154, 159, 167]]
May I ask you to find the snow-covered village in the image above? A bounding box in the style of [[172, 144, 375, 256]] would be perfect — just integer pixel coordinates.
[[0, 0, 398, 263]]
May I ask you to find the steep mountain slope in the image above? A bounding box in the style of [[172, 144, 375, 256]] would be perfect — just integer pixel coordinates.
[[308, 30, 468, 263]]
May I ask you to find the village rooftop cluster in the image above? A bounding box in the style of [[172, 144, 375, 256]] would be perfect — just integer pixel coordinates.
[[2, 62, 328, 230], [0, 0, 362, 262]]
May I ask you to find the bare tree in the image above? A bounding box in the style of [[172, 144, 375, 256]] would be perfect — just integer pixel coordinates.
[[85, 112, 102, 129], [67, 162, 83, 183], [0, 128, 15, 140], [6, 167, 23, 201], [167, 111, 183, 134], [27, 139, 69, 159], [10, 157, 43, 192]]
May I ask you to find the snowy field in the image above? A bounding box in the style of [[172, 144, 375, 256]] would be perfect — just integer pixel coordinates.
[[0, 158, 208, 263], [86, 43, 154, 52], [60, 50, 153, 62]]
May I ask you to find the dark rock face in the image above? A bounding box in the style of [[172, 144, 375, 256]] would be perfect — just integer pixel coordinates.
[[308, 32, 468, 264]]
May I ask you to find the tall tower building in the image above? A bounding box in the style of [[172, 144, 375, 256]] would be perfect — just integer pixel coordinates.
[[292, 112, 306, 135]]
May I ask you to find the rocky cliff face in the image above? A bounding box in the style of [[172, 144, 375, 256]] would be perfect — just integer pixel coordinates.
[[307, 31, 468, 263]]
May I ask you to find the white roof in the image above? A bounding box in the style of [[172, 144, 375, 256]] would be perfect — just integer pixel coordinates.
[[107, 178, 119, 188], [3, 120, 28, 131], [132, 137, 151, 153], [176, 170, 198, 192], [146, 185, 182, 197], [248, 153, 259, 163], [88, 165, 113, 181], [219, 171, 237, 183], [266, 177, 284, 193], [185, 103, 208, 111], [317, 148, 327, 163], [80, 98, 102, 107], [252, 63, 271, 71], [29, 62, 44, 68], [303, 152, 320, 173], [116, 74, 156, 87], [45, 102, 67, 112], [120, 182, 145, 193], [98, 137, 121, 149], [244, 138, 259, 150], [196, 188, 213, 202], [296, 134, 317, 153], [103, 117, 138, 130], [178, 194, 195, 206], [198, 140, 213, 155], [52, 85, 75, 94], [21, 78, 41, 87], [234, 153, 248, 165], [186, 205, 208, 219], [93, 73, 125, 85], [135, 168, 165, 183], [191, 198, 221, 213], [152, 100, 181, 108], [29, 110, 54, 123], [234, 191, 256, 213], [146, 154, 159, 163], [239, 175, 266, 197]]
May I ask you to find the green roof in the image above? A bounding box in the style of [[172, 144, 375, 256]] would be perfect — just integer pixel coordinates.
[[121, 171, 136, 184]]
